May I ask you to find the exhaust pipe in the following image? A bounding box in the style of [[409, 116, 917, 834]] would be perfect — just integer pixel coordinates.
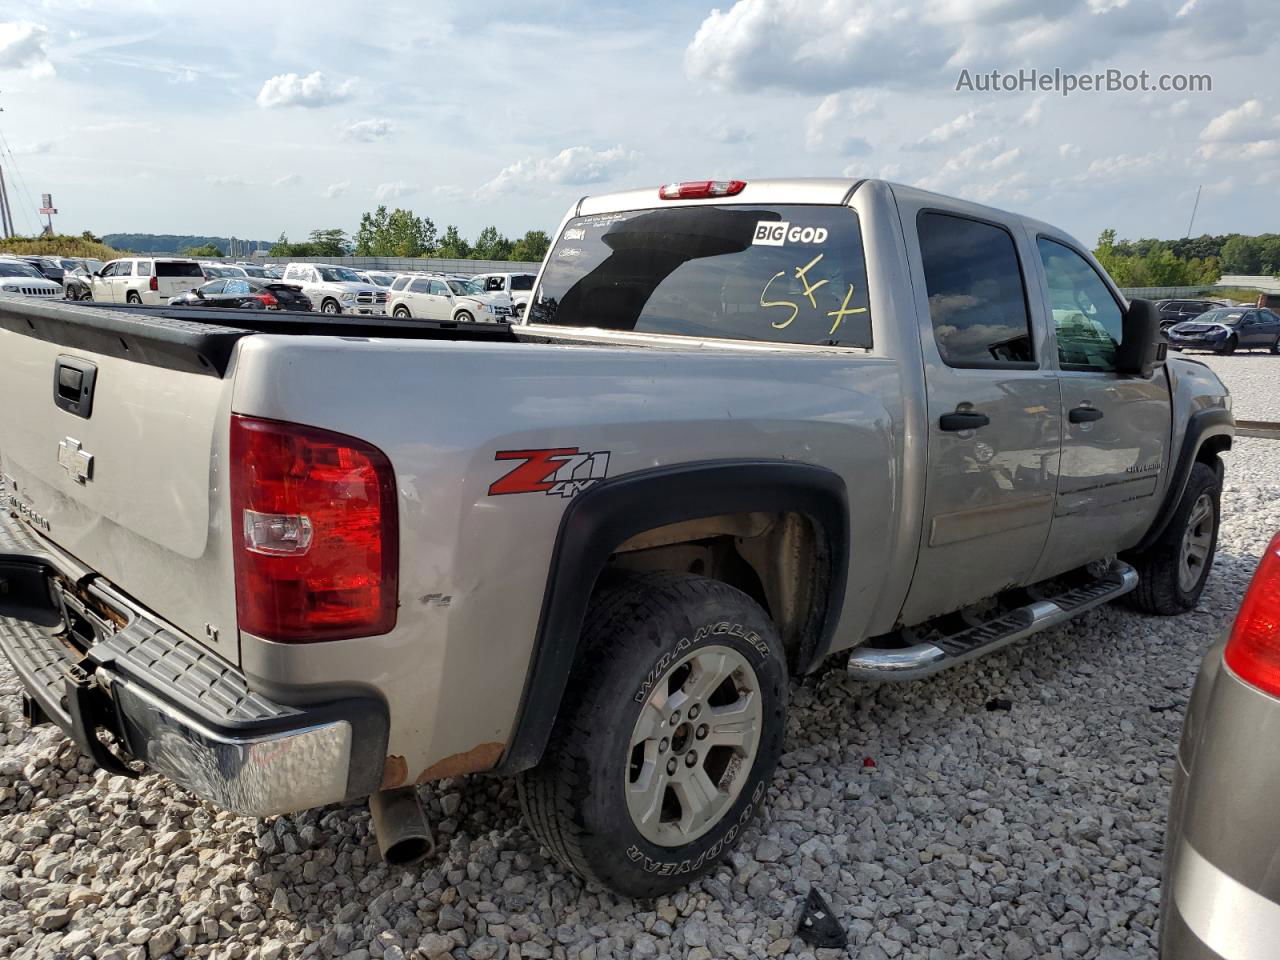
[[369, 786, 435, 867]]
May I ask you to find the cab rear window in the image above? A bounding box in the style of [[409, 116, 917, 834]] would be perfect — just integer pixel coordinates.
[[529, 205, 872, 348]]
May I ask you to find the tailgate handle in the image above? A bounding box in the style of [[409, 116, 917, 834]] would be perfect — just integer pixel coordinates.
[[53, 356, 98, 419]]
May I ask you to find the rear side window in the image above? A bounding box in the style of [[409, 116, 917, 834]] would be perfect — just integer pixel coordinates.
[[917, 212, 1033, 367], [157, 261, 203, 278], [511, 275, 534, 291], [531, 205, 872, 348], [391, 276, 410, 291], [137, 261, 152, 276], [410, 278, 431, 293]]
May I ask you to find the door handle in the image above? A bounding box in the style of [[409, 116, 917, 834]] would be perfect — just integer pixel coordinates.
[[1069, 405, 1105, 424], [939, 410, 990, 431]]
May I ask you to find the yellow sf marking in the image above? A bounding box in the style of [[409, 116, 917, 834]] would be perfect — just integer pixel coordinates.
[[760, 271, 798, 329], [826, 283, 867, 336], [794, 253, 828, 309]]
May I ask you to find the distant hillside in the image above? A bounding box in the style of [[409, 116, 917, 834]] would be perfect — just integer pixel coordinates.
[[102, 234, 272, 255]]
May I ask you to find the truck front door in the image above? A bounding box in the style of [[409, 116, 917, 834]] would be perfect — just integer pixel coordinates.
[[1028, 234, 1171, 579], [898, 208, 1063, 625]]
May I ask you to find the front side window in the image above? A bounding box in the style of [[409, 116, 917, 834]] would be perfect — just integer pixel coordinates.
[[531, 205, 872, 348], [918, 212, 1033, 367], [1036, 237, 1123, 371], [428, 280, 449, 296], [201, 280, 227, 295]]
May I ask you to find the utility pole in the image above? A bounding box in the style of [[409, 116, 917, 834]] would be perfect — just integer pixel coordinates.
[[1185, 184, 1202, 239], [0, 96, 13, 239]]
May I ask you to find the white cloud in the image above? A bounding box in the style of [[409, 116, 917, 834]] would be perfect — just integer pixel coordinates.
[[1197, 139, 1280, 162], [324, 181, 350, 199], [206, 174, 252, 187], [256, 71, 356, 109], [911, 111, 979, 150], [374, 181, 418, 201], [1019, 96, 1046, 127], [1077, 152, 1163, 181], [917, 137, 1021, 190], [804, 92, 879, 151], [477, 145, 635, 197], [14, 139, 54, 155], [1200, 100, 1280, 142], [342, 118, 393, 142], [1058, 143, 1081, 158], [273, 173, 302, 188], [0, 21, 54, 78], [168, 67, 197, 85], [433, 185, 465, 200], [686, 0, 948, 93]]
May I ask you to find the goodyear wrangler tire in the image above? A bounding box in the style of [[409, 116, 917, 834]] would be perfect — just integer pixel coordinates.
[[518, 571, 787, 897], [1124, 460, 1220, 615]]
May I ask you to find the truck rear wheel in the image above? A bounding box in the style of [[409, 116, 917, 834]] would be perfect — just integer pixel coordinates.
[[518, 572, 787, 897], [1124, 460, 1220, 615]]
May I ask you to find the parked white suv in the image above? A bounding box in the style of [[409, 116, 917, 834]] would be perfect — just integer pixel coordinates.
[[472, 272, 536, 316], [387, 275, 513, 323], [281, 263, 387, 315], [90, 258, 204, 305]]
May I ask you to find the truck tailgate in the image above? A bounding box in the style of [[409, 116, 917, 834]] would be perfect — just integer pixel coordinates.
[[0, 301, 246, 662]]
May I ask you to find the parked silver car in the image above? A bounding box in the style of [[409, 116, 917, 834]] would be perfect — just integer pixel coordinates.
[[1162, 533, 1280, 958]]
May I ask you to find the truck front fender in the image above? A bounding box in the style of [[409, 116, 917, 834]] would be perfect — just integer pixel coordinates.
[[1132, 405, 1233, 554], [495, 460, 849, 775]]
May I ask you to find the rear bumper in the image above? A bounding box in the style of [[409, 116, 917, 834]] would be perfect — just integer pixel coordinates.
[[0, 508, 387, 816]]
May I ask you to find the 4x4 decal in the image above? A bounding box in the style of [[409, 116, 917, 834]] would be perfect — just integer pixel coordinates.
[[488, 447, 610, 498]]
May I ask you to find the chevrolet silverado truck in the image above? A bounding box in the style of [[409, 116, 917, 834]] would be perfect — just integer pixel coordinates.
[[0, 179, 1232, 897]]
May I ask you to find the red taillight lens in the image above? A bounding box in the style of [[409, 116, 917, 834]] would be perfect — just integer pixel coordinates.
[[658, 180, 746, 200], [229, 415, 398, 643], [149, 275, 158, 291], [256, 291, 278, 307], [1224, 533, 1280, 696]]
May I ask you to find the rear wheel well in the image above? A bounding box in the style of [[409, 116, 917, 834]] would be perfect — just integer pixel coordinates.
[[605, 511, 829, 672]]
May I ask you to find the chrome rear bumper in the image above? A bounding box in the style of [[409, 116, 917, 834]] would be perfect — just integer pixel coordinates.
[[0, 507, 386, 816]]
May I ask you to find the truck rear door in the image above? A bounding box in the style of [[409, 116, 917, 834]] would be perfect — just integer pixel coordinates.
[[895, 202, 1063, 625], [1026, 233, 1171, 579], [0, 303, 242, 662]]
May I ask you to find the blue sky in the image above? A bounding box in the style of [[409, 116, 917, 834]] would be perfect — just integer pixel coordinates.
[[1, 0, 1277, 247]]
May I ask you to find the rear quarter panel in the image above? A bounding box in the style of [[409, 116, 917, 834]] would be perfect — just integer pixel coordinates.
[[229, 334, 904, 786]]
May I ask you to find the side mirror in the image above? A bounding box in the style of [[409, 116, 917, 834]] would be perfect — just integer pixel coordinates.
[[194, 288, 205, 299], [92, 270, 102, 278], [1116, 298, 1166, 377]]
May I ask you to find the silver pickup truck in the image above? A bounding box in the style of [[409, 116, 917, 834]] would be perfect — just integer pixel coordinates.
[[0, 178, 1232, 897]]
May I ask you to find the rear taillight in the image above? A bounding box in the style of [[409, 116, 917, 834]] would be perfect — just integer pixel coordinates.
[[1224, 533, 1280, 696], [149, 275, 158, 291], [229, 415, 398, 643], [659, 180, 746, 200], [256, 291, 278, 307]]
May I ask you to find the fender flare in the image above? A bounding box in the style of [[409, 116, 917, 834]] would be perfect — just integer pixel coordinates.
[[495, 460, 849, 774], [1131, 406, 1233, 554]]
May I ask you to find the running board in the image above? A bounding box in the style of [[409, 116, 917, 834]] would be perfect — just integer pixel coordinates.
[[846, 560, 1139, 681]]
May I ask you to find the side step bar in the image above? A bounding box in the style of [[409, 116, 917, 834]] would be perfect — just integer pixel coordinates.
[[847, 560, 1139, 681]]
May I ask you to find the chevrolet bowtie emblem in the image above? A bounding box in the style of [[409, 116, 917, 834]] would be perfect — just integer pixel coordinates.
[[58, 437, 94, 484]]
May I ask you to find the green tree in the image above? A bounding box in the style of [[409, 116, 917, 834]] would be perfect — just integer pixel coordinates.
[[510, 229, 551, 262], [471, 225, 512, 261], [435, 225, 471, 259], [308, 228, 351, 257], [354, 207, 391, 256], [1221, 235, 1262, 274], [181, 242, 224, 257]]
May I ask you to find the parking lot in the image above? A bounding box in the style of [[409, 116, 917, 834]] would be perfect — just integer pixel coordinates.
[[0, 352, 1273, 960]]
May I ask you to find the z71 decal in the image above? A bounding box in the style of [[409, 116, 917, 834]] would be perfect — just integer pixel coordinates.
[[488, 447, 611, 498]]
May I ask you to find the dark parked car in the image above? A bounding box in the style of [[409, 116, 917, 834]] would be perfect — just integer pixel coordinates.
[[168, 278, 312, 311], [1154, 298, 1222, 331], [1258, 292, 1280, 311], [1166, 307, 1280, 354], [11, 255, 65, 286]]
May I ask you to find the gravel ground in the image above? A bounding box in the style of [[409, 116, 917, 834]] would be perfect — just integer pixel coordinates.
[[0, 355, 1277, 960]]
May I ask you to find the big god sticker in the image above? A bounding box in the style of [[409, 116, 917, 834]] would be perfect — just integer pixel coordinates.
[[752, 221, 830, 246]]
